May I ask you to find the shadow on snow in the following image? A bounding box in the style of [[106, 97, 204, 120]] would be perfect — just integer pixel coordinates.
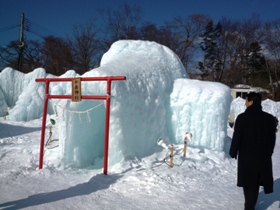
[[0, 173, 122, 210], [0, 122, 41, 139], [256, 178, 280, 209]]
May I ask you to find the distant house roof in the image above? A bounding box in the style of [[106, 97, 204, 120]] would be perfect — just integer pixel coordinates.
[[232, 84, 269, 93], [233, 84, 251, 89]]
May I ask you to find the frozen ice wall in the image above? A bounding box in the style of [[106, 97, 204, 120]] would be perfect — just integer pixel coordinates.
[[230, 97, 246, 122], [262, 99, 280, 118], [0, 67, 49, 120], [59, 40, 231, 167], [230, 97, 280, 121], [0, 40, 234, 168], [0, 67, 25, 107], [50, 70, 105, 167], [0, 87, 8, 117], [59, 40, 188, 167], [170, 79, 232, 151]]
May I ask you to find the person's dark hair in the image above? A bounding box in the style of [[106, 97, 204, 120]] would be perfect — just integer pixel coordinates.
[[246, 92, 261, 106]]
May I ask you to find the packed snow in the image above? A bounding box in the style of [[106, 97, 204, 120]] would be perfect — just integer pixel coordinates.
[[0, 40, 279, 209]]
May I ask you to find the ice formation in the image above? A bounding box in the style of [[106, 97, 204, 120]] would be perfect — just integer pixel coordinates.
[[0, 40, 235, 168]]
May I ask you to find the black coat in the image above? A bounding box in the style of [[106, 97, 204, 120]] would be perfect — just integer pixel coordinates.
[[229, 104, 276, 193]]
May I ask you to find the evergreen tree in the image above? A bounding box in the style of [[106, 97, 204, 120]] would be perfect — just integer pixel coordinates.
[[199, 21, 222, 81], [240, 41, 266, 85], [247, 42, 265, 72]]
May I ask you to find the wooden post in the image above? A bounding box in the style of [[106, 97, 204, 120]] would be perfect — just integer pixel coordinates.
[[183, 138, 187, 157], [169, 144, 174, 168], [183, 132, 192, 157], [49, 126, 53, 143], [4, 111, 6, 120], [54, 105, 58, 117]]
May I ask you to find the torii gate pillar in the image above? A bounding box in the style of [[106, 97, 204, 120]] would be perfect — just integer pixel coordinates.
[[35, 76, 126, 175]]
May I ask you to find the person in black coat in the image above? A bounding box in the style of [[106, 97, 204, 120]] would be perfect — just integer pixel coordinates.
[[230, 92, 276, 210]]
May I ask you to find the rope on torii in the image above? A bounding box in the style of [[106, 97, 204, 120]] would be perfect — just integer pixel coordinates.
[[53, 101, 105, 123]]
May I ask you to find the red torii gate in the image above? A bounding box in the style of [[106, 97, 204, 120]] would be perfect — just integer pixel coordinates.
[[35, 76, 126, 175]]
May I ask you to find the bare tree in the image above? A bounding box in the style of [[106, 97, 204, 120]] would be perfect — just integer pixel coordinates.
[[225, 15, 264, 84], [0, 39, 42, 73], [0, 41, 19, 70], [169, 14, 210, 72], [41, 36, 74, 75], [140, 22, 161, 42], [139, 22, 176, 49], [99, 3, 142, 45], [219, 18, 240, 75], [213, 17, 240, 83], [215, 17, 264, 84], [69, 21, 102, 74], [261, 19, 280, 99], [24, 40, 43, 71]]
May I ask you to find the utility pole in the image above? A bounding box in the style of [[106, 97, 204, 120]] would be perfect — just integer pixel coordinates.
[[18, 13, 25, 71]]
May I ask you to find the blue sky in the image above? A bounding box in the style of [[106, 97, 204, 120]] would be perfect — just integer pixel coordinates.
[[0, 0, 280, 47]]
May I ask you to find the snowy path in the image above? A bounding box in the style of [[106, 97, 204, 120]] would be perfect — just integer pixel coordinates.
[[0, 119, 279, 210]]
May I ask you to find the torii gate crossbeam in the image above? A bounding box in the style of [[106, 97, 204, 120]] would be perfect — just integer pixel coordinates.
[[35, 76, 126, 175]]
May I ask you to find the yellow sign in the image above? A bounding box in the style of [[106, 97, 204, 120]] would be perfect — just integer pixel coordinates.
[[72, 78, 82, 102]]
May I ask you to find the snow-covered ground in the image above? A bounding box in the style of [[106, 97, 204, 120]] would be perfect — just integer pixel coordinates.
[[0, 118, 279, 210], [0, 40, 279, 209]]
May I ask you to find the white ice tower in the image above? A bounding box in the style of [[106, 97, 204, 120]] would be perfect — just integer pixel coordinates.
[[170, 79, 232, 150]]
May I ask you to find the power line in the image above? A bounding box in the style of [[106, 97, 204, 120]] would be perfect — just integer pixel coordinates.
[[25, 23, 49, 38], [0, 23, 20, 33], [25, 18, 55, 38], [25, 18, 55, 34], [0, 16, 56, 41]]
